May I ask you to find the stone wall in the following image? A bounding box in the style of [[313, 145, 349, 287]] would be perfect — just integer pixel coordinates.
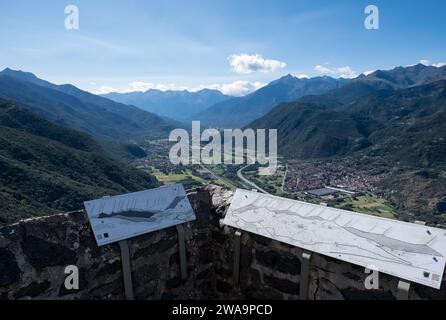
[[0, 188, 217, 300], [1, 186, 445, 300]]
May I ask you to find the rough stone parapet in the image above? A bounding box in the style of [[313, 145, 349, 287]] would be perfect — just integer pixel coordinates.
[[0, 185, 445, 300]]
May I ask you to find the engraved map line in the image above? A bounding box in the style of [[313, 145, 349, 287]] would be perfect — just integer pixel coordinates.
[[228, 200, 443, 269]]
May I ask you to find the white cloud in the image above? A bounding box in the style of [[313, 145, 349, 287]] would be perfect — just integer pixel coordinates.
[[363, 70, 376, 76], [92, 82, 188, 94], [127, 81, 158, 92], [126, 81, 188, 92], [228, 54, 286, 74], [419, 59, 446, 68], [314, 64, 357, 78], [92, 80, 265, 97], [194, 81, 266, 97], [434, 62, 446, 68], [297, 74, 310, 79], [93, 85, 117, 95]]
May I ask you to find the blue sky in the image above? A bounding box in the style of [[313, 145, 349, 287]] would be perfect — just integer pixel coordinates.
[[0, 0, 445, 96]]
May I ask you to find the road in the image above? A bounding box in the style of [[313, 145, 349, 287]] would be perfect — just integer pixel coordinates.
[[237, 164, 271, 195], [199, 164, 238, 190], [281, 164, 288, 193]]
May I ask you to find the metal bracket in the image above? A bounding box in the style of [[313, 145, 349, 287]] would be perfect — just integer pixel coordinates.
[[300, 251, 312, 300], [118, 240, 134, 300], [397, 279, 411, 300], [176, 224, 188, 281], [233, 230, 242, 286]]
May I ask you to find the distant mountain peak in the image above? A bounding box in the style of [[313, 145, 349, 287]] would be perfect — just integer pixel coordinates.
[[413, 62, 428, 68], [280, 74, 298, 81], [196, 88, 223, 94], [1, 68, 38, 80], [103, 86, 231, 122], [269, 74, 298, 86], [282, 74, 295, 79]]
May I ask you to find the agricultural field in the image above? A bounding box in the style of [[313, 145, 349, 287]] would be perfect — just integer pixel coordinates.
[[150, 168, 207, 190], [243, 167, 287, 196], [330, 195, 396, 219]]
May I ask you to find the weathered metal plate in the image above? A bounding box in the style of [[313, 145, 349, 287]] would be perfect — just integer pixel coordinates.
[[84, 184, 195, 246], [223, 189, 446, 289]]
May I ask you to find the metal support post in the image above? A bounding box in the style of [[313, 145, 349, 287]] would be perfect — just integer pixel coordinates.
[[233, 230, 242, 286], [176, 224, 188, 281], [118, 240, 134, 300], [300, 251, 312, 300]]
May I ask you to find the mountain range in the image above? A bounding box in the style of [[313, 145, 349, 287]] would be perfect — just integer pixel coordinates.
[[0, 98, 158, 225], [0, 68, 176, 142], [250, 79, 446, 165], [248, 64, 446, 222], [192, 75, 349, 127], [1, 63, 445, 224], [102, 63, 446, 129], [356, 63, 446, 89], [103, 75, 349, 127], [103, 88, 231, 122], [196, 63, 446, 128]]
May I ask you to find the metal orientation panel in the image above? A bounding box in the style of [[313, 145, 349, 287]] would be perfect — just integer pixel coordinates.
[[84, 184, 195, 246], [223, 189, 446, 289]]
